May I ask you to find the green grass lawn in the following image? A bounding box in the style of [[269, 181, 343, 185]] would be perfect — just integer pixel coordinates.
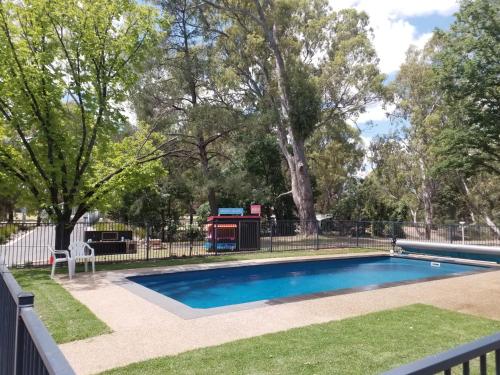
[[102, 304, 500, 375], [11, 268, 111, 344]]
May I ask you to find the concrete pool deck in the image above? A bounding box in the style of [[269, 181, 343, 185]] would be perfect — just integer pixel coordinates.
[[58, 252, 500, 375]]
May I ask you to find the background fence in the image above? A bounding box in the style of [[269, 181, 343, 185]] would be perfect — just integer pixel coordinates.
[[0, 259, 75, 374], [1, 219, 499, 267]]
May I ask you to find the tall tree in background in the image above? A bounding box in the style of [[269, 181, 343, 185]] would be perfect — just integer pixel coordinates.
[[206, 1, 385, 232], [435, 0, 500, 176], [431, 0, 500, 235], [308, 124, 364, 213], [369, 137, 420, 223], [134, 0, 241, 215], [243, 135, 295, 219], [391, 42, 444, 238], [0, 0, 170, 248]]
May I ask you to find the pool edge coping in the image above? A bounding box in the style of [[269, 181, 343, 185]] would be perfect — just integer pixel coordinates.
[[116, 252, 500, 319]]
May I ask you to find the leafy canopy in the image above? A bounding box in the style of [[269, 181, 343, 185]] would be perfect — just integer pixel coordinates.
[[434, 0, 500, 175], [0, 0, 167, 223]]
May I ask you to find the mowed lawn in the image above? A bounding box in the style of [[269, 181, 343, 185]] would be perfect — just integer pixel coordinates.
[[102, 304, 500, 375], [11, 268, 111, 344]]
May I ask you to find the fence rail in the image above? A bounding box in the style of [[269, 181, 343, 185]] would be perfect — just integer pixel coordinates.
[[0, 258, 75, 375], [382, 332, 500, 375], [1, 219, 499, 267]]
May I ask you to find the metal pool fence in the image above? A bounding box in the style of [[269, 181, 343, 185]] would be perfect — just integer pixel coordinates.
[[0, 219, 499, 267], [0, 258, 75, 374], [383, 332, 500, 375]]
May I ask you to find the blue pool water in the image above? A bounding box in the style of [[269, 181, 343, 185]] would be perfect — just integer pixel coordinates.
[[128, 256, 487, 309]]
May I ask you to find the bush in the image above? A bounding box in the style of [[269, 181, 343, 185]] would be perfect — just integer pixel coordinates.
[[0, 224, 18, 244]]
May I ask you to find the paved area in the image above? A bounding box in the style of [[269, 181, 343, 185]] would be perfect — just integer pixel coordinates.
[[0, 223, 86, 266], [58, 253, 500, 375]]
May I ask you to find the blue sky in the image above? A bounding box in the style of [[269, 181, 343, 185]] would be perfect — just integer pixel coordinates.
[[329, 0, 458, 141], [358, 13, 455, 140]]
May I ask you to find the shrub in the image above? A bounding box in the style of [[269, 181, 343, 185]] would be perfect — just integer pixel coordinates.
[[0, 224, 18, 244]]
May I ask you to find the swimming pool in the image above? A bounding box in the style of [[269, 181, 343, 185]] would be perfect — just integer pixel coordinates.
[[127, 256, 488, 310]]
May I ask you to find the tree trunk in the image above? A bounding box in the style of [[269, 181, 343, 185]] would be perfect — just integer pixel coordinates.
[[54, 220, 75, 251], [484, 215, 500, 238], [253, 2, 317, 233], [422, 191, 433, 240], [199, 141, 217, 215], [469, 210, 476, 224], [461, 178, 500, 238], [287, 137, 317, 234], [419, 158, 433, 239], [7, 207, 14, 223], [410, 209, 418, 224]]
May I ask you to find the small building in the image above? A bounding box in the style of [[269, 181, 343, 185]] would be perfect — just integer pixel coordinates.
[[205, 208, 261, 252]]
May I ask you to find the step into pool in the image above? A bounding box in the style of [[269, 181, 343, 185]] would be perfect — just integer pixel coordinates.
[[127, 256, 488, 309]]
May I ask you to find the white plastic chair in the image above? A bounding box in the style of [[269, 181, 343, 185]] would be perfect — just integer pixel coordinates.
[[48, 246, 74, 279], [69, 241, 96, 274]]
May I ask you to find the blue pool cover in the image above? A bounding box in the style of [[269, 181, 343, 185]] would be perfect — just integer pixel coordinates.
[[128, 256, 487, 309], [402, 248, 500, 263]]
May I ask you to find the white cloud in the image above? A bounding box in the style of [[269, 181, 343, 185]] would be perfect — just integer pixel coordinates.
[[356, 103, 394, 124], [330, 0, 458, 73]]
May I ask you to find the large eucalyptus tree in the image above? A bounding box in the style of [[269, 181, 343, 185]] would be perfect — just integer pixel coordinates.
[[203, 0, 385, 232]]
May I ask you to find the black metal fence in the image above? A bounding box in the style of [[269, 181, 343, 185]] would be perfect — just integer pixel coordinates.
[[0, 259, 75, 374], [1, 219, 499, 267], [383, 332, 500, 375]]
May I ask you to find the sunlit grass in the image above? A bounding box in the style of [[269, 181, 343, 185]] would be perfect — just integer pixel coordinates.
[[102, 304, 500, 375]]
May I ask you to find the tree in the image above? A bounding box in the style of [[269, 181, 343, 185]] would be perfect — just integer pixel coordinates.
[[308, 123, 364, 213], [434, 0, 500, 175], [459, 173, 500, 236], [0, 0, 171, 249], [204, 1, 385, 232], [0, 170, 23, 222], [368, 137, 419, 222], [391, 41, 444, 238], [133, 0, 242, 215], [243, 135, 295, 219]]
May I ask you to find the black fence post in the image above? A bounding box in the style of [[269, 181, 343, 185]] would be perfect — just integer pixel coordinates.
[[356, 221, 359, 247], [214, 222, 218, 255], [145, 223, 150, 261], [315, 221, 320, 250], [14, 292, 34, 375], [270, 222, 273, 252]]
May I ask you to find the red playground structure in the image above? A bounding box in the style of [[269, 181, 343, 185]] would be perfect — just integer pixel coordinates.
[[204, 207, 261, 251]]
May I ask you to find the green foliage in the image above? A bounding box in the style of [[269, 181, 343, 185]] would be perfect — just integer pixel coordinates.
[[0, 223, 18, 244], [196, 202, 212, 225], [308, 124, 364, 213], [0, 0, 164, 231], [243, 136, 295, 219], [133, 0, 244, 215], [434, 0, 500, 175], [288, 67, 321, 140]]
